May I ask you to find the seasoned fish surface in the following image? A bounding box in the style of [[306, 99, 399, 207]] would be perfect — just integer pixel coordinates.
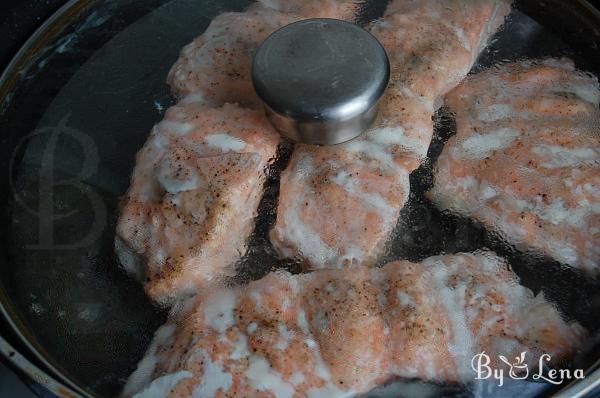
[[167, 1, 360, 105], [115, 101, 279, 305], [431, 59, 600, 276], [270, 0, 512, 269], [167, 9, 300, 107], [123, 251, 585, 397]]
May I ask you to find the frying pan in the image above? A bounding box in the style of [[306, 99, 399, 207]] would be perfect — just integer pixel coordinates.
[[0, 0, 599, 397]]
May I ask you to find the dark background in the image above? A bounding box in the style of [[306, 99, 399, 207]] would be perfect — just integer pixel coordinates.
[[1, 2, 70, 395], [1, 0, 66, 70]]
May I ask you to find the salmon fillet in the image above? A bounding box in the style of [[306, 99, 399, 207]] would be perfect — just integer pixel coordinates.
[[118, 2, 362, 303], [123, 251, 586, 397], [115, 100, 279, 305], [167, 1, 359, 106], [166, 8, 301, 108], [431, 59, 600, 277], [270, 0, 511, 269]]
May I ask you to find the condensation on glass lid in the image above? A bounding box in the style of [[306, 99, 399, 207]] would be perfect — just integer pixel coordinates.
[[1, 0, 598, 397]]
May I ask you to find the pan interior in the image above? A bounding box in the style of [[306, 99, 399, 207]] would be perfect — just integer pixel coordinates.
[[0, 0, 598, 397]]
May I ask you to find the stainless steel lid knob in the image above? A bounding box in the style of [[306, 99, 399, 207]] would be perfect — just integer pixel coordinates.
[[252, 18, 390, 145]]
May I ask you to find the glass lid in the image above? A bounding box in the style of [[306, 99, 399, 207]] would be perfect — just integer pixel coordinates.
[[0, 1, 598, 397]]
